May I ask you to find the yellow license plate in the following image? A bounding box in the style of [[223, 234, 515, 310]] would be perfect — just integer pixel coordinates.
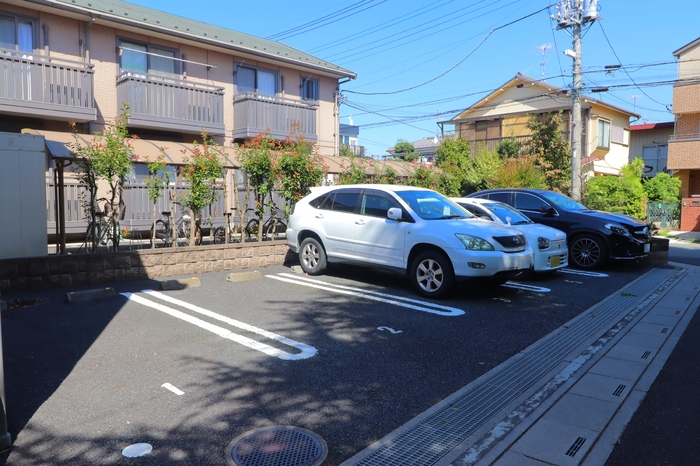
[[551, 256, 560, 267]]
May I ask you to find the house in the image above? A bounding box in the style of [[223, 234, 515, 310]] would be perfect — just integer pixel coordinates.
[[439, 73, 640, 178], [669, 37, 700, 230], [339, 123, 364, 156], [629, 122, 674, 177], [1, 0, 356, 245]]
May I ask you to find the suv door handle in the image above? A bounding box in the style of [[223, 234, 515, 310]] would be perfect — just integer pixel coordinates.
[[355, 220, 365, 225]]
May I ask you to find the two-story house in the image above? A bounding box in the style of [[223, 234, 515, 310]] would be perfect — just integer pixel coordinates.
[[1, 0, 356, 241], [669, 37, 700, 230], [440, 73, 639, 179]]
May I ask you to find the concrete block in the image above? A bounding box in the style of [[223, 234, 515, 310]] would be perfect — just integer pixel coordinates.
[[226, 271, 263, 282], [65, 287, 116, 303], [159, 277, 201, 290]]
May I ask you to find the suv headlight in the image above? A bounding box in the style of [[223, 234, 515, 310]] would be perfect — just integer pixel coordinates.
[[605, 223, 630, 236], [537, 237, 550, 250], [455, 233, 495, 251]]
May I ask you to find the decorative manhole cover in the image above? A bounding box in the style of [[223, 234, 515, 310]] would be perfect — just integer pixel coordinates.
[[226, 426, 327, 466]]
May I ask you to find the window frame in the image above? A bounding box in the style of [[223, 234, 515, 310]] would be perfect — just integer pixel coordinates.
[[235, 63, 279, 96], [0, 11, 38, 53], [301, 77, 319, 101], [597, 118, 611, 149], [118, 38, 180, 78]]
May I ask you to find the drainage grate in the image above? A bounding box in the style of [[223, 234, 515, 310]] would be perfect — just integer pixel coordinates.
[[612, 384, 626, 397], [661, 327, 669, 334], [565, 437, 587, 457], [226, 426, 327, 466], [641, 351, 652, 360]]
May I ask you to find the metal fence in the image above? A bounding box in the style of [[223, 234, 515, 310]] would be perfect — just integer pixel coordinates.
[[646, 202, 679, 229]]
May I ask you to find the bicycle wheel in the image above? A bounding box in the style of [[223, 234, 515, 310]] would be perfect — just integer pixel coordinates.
[[213, 227, 226, 244], [153, 220, 171, 247], [265, 220, 287, 240], [245, 219, 259, 241]]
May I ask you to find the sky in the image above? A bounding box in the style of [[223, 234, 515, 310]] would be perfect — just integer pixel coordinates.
[[130, 0, 700, 157]]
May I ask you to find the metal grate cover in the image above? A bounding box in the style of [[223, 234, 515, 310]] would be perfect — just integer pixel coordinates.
[[227, 426, 327, 466]]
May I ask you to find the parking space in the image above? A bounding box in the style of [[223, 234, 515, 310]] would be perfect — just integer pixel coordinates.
[[0, 261, 653, 465]]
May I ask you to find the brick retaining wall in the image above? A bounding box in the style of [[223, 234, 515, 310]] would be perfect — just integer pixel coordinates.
[[0, 242, 293, 293]]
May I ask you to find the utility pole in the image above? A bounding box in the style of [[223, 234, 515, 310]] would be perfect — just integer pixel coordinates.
[[552, 0, 601, 201]]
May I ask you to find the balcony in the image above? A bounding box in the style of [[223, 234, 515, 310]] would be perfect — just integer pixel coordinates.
[[116, 72, 225, 135], [0, 49, 96, 122], [668, 134, 700, 170], [233, 92, 318, 141]]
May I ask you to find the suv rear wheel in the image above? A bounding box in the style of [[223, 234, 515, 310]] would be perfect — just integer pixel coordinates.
[[570, 234, 608, 270], [299, 237, 327, 275], [410, 251, 454, 298]]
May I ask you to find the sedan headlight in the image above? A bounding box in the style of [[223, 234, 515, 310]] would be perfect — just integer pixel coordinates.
[[605, 223, 630, 236], [455, 233, 495, 251], [537, 237, 550, 250]]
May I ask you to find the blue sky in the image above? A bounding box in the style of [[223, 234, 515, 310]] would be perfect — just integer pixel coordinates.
[[131, 0, 700, 157]]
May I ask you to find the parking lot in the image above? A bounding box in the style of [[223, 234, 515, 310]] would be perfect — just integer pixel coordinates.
[[0, 260, 654, 465]]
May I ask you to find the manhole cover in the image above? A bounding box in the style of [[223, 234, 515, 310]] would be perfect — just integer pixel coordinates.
[[226, 426, 327, 466]]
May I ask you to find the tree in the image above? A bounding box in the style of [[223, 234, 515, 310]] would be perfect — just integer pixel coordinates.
[[525, 112, 571, 194], [585, 159, 646, 220], [239, 132, 277, 241], [643, 171, 681, 203], [274, 127, 325, 218], [145, 155, 169, 248], [461, 145, 503, 194], [434, 138, 472, 195], [393, 139, 418, 162], [179, 130, 226, 245], [491, 155, 546, 189], [68, 105, 134, 251]]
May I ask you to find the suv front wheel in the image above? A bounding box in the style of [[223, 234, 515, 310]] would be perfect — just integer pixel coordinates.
[[410, 251, 454, 298], [569, 234, 608, 270]]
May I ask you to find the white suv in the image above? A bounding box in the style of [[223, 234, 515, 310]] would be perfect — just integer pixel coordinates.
[[286, 185, 534, 298]]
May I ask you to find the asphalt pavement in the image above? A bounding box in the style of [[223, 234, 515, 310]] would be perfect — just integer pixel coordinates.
[[1, 235, 699, 465]]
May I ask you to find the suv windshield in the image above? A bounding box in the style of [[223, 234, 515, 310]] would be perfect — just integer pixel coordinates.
[[539, 191, 588, 211], [397, 191, 470, 220]]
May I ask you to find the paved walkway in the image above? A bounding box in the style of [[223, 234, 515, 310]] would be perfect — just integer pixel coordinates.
[[342, 261, 700, 466]]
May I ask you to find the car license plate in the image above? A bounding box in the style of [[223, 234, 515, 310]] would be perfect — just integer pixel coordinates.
[[644, 243, 651, 253], [551, 256, 560, 267]]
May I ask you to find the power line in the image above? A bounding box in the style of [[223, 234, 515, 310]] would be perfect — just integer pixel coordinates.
[[344, 5, 552, 96]]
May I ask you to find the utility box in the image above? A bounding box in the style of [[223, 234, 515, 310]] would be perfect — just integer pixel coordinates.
[[0, 132, 47, 259]]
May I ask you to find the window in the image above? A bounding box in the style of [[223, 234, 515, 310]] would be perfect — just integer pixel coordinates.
[[0, 13, 35, 52], [301, 77, 318, 101], [514, 193, 550, 212], [361, 191, 400, 218], [310, 189, 360, 213], [597, 119, 611, 149], [119, 40, 177, 78], [236, 65, 277, 96]]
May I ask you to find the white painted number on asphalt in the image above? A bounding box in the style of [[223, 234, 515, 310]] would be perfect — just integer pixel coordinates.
[[377, 326, 403, 334], [121, 291, 317, 360], [267, 273, 465, 316]]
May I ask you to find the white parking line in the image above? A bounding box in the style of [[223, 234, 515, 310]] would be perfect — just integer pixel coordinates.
[[161, 383, 184, 395], [267, 273, 465, 316], [558, 268, 609, 277], [501, 282, 551, 293], [121, 291, 317, 360]]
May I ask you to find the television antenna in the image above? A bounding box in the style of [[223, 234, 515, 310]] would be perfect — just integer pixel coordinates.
[[536, 43, 554, 78]]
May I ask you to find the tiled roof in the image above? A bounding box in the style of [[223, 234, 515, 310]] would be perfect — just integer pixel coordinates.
[[39, 0, 355, 78]]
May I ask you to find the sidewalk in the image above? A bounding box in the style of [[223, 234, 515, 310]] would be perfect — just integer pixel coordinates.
[[341, 261, 700, 466]]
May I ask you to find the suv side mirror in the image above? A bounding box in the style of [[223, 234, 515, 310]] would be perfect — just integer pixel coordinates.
[[540, 206, 556, 215], [387, 207, 403, 221]]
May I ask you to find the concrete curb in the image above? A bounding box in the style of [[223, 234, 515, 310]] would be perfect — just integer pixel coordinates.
[[226, 271, 263, 282], [65, 287, 117, 303], [159, 277, 202, 290]]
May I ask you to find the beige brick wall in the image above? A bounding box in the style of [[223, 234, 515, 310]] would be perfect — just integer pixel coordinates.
[[673, 83, 700, 116], [668, 140, 700, 170]]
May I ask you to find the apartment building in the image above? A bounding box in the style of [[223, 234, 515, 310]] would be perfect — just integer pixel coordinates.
[[0, 0, 356, 239]]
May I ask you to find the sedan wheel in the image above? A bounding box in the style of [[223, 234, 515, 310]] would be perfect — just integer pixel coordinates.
[[410, 251, 454, 298], [299, 237, 327, 275], [570, 235, 607, 270]]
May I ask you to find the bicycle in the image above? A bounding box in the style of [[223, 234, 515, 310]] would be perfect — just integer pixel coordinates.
[[152, 211, 202, 247], [213, 208, 243, 244], [79, 210, 111, 252], [245, 205, 287, 242]]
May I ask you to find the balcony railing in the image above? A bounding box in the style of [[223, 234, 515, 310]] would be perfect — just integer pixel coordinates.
[[669, 132, 700, 141], [233, 92, 318, 141], [116, 71, 225, 135], [0, 49, 95, 122]]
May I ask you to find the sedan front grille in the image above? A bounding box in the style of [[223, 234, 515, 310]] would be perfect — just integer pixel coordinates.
[[493, 234, 527, 249]]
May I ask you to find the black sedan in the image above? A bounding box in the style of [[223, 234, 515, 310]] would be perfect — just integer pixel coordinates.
[[467, 188, 651, 269]]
